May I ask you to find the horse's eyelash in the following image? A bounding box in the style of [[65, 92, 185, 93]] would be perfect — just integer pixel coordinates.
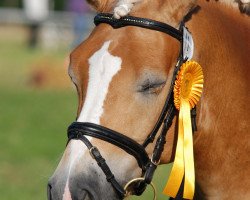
[[138, 81, 166, 92]]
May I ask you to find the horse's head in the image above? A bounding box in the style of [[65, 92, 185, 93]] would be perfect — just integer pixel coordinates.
[[48, 0, 197, 199]]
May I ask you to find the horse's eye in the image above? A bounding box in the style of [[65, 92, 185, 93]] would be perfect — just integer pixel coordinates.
[[138, 80, 166, 95]]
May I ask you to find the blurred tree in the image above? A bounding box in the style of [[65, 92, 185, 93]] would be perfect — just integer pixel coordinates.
[[54, 0, 65, 10], [0, 0, 22, 7]]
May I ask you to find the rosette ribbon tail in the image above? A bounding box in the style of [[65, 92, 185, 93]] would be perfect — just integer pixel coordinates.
[[162, 107, 185, 197], [163, 61, 204, 200], [182, 99, 195, 199]]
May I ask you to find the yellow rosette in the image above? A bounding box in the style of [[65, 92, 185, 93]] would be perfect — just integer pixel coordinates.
[[163, 61, 204, 199]]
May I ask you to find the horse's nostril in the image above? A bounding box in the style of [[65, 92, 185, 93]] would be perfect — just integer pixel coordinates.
[[82, 190, 92, 200], [47, 183, 52, 200]]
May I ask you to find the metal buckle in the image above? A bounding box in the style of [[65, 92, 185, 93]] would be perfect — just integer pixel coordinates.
[[124, 177, 156, 200], [150, 157, 160, 166], [89, 146, 97, 159]]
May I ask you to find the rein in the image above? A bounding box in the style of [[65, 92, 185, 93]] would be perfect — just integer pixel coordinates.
[[67, 13, 195, 199]]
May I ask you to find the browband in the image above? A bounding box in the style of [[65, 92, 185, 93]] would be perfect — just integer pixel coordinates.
[[68, 122, 149, 170], [94, 13, 182, 41]]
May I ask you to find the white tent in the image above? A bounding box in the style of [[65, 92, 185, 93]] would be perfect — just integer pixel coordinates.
[[23, 0, 50, 22]]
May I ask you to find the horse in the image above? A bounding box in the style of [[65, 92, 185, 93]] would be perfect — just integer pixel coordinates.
[[47, 0, 250, 199]]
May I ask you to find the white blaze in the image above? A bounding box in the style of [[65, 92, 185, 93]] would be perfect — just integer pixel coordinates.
[[77, 41, 122, 124], [62, 41, 122, 199]]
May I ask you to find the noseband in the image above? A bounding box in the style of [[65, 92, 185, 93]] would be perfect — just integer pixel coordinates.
[[67, 13, 196, 199]]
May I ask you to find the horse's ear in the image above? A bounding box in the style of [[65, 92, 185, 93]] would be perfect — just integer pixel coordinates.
[[86, 0, 116, 11], [162, 0, 198, 24], [86, 0, 102, 11], [183, 0, 198, 14]]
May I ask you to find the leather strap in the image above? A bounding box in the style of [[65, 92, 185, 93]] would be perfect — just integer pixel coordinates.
[[191, 107, 197, 132], [142, 57, 184, 148], [68, 134, 126, 197], [131, 103, 176, 195], [68, 122, 149, 170], [67, 103, 177, 197], [144, 104, 175, 184], [94, 13, 182, 41]]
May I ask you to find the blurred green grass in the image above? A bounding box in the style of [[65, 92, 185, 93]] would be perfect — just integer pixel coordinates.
[[0, 25, 171, 200], [0, 89, 76, 200]]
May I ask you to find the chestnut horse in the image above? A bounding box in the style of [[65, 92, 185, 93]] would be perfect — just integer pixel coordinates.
[[48, 0, 250, 199]]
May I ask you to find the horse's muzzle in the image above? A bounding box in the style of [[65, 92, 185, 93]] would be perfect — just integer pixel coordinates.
[[47, 182, 94, 200]]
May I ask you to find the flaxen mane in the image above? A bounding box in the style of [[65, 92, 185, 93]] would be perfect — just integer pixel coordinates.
[[113, 0, 250, 18]]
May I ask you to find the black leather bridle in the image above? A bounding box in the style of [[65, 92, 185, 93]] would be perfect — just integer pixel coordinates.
[[67, 13, 196, 199]]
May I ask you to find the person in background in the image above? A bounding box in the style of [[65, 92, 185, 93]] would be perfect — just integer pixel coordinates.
[[23, 0, 50, 48], [66, 0, 90, 48]]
